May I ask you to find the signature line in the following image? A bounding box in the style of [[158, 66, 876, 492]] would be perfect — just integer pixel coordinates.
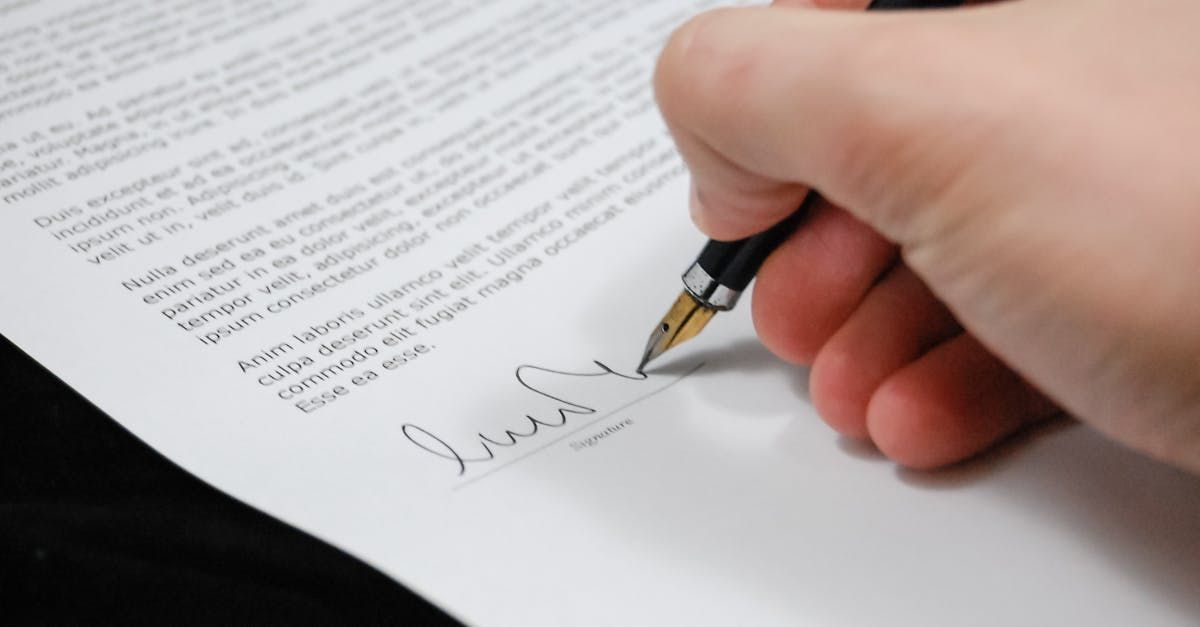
[[453, 361, 706, 491]]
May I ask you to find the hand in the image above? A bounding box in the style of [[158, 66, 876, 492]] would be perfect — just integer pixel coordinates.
[[654, 0, 1200, 472]]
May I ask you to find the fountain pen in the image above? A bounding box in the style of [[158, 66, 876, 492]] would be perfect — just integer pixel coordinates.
[[637, 0, 964, 373]]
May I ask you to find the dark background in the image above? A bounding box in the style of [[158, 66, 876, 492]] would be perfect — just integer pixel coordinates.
[[0, 333, 458, 625]]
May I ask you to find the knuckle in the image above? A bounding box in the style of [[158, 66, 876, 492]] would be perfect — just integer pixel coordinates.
[[655, 9, 769, 126], [826, 26, 943, 180], [824, 23, 995, 244]]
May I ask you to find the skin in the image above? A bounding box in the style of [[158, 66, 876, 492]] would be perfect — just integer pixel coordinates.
[[654, 0, 1200, 472]]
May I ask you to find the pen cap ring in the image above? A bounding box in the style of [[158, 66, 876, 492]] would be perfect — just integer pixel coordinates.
[[682, 262, 740, 310]]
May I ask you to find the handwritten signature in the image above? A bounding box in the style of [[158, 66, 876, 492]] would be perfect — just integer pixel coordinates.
[[400, 361, 646, 476]]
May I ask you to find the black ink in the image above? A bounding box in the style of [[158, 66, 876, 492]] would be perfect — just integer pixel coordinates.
[[401, 361, 647, 475], [400, 423, 493, 476]]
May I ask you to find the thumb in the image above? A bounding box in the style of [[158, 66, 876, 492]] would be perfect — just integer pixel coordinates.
[[654, 3, 1004, 246]]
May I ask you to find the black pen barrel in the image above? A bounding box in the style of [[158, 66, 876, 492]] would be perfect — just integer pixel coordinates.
[[868, 0, 963, 9], [692, 193, 822, 293]]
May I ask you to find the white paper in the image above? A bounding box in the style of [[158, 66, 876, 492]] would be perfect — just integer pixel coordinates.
[[2, 1, 1199, 625]]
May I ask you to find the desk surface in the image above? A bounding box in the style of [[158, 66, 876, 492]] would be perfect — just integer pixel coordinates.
[[0, 333, 455, 626]]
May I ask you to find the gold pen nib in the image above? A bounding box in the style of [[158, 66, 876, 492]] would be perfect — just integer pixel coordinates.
[[637, 290, 716, 373]]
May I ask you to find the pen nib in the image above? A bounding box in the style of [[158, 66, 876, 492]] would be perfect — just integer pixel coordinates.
[[637, 290, 716, 373]]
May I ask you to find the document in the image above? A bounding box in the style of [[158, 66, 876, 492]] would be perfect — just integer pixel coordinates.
[[2, 1, 1199, 624]]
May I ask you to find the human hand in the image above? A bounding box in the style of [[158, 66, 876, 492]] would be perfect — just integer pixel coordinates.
[[654, 0, 1200, 471]]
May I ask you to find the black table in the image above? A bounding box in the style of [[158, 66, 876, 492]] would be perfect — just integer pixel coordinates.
[[1, 334, 457, 625]]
